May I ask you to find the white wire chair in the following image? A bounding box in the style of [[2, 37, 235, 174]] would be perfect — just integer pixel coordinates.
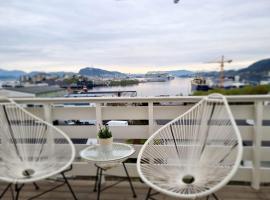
[[137, 94, 243, 199], [0, 97, 77, 200]]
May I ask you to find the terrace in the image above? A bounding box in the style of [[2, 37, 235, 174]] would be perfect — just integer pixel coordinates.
[[1, 95, 270, 199]]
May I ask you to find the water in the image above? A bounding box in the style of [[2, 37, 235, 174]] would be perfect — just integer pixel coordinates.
[[90, 77, 192, 97]]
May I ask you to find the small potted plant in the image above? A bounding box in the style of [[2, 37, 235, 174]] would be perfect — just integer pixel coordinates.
[[98, 125, 113, 151]]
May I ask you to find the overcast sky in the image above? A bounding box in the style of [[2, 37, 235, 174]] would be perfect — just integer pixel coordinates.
[[0, 0, 269, 73]]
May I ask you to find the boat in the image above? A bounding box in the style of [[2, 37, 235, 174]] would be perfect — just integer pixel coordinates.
[[145, 72, 174, 82], [191, 77, 211, 91]]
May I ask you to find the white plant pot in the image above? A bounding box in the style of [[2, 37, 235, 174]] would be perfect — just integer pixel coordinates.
[[98, 137, 113, 152]]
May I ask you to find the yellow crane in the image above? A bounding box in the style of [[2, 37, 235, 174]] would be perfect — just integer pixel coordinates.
[[207, 55, 232, 88]]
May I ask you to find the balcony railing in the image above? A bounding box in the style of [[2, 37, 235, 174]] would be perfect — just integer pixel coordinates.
[[13, 95, 270, 190]]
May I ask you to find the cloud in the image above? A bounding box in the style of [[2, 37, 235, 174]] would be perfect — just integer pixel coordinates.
[[0, 0, 269, 73]]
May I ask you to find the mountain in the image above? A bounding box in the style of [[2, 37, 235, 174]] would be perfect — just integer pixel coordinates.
[[199, 58, 270, 82], [0, 69, 76, 80], [79, 67, 127, 78], [237, 59, 270, 82], [198, 70, 236, 77], [167, 70, 194, 77], [239, 58, 270, 73], [0, 69, 26, 79], [28, 71, 75, 77], [49, 71, 76, 77]]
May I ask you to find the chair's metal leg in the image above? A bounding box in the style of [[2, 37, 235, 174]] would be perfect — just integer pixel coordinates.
[[145, 187, 152, 200], [97, 167, 103, 200], [206, 194, 220, 200], [122, 162, 137, 198], [15, 184, 24, 200], [10, 185, 15, 200], [61, 172, 78, 200], [28, 182, 66, 200], [27, 165, 77, 200], [0, 183, 12, 198], [212, 193, 219, 200], [93, 167, 100, 192], [33, 182, 39, 190], [15, 191, 20, 200]]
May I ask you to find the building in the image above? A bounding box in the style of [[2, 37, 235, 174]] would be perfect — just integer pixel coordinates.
[[4, 86, 66, 97], [0, 88, 35, 98]]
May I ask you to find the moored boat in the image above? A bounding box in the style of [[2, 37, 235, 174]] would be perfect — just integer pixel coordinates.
[[191, 77, 211, 91]]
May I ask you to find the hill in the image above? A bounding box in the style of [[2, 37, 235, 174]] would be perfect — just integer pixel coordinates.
[[239, 59, 270, 73], [79, 67, 127, 78], [28, 71, 75, 77], [199, 58, 270, 82], [0, 69, 26, 79], [167, 70, 194, 77], [237, 58, 270, 82]]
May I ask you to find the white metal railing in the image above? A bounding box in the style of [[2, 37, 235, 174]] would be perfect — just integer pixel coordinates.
[[11, 95, 270, 190]]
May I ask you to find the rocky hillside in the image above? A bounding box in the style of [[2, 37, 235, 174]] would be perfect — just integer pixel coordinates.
[[237, 58, 270, 82], [79, 67, 126, 78]]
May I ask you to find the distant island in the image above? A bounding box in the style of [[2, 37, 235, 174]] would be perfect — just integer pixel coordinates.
[[79, 67, 127, 78]]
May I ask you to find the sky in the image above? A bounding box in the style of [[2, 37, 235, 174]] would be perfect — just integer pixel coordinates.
[[0, 0, 269, 73]]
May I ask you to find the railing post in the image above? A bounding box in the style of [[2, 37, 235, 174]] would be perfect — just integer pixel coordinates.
[[43, 103, 52, 123], [148, 101, 154, 135], [96, 103, 102, 132], [252, 100, 263, 190]]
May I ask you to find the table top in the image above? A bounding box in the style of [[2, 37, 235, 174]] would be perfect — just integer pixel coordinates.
[[80, 143, 135, 162]]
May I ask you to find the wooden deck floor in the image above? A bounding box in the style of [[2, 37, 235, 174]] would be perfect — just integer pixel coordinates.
[[0, 180, 269, 200]]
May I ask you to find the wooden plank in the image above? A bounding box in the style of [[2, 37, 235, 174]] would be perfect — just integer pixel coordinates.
[[261, 147, 270, 161], [263, 105, 270, 119], [153, 105, 254, 120], [260, 168, 270, 183], [25, 107, 44, 119], [136, 145, 250, 161], [58, 126, 97, 138], [230, 105, 254, 119], [102, 106, 148, 120], [52, 107, 96, 120], [58, 125, 149, 139], [231, 167, 252, 182], [133, 145, 253, 160], [153, 106, 192, 119], [239, 126, 253, 141], [74, 144, 89, 158], [261, 127, 270, 140], [109, 126, 149, 139], [243, 147, 252, 160], [154, 125, 254, 141]]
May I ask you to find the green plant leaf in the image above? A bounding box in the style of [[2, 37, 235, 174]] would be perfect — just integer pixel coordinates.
[[98, 125, 112, 139]]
